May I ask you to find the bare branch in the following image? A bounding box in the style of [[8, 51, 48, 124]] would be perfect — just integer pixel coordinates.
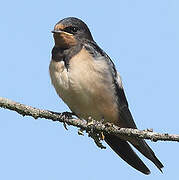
[[0, 97, 179, 142]]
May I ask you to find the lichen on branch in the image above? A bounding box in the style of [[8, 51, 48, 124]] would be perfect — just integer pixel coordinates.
[[0, 97, 179, 143]]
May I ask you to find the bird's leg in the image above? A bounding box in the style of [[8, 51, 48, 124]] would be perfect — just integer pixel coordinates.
[[60, 111, 74, 130]]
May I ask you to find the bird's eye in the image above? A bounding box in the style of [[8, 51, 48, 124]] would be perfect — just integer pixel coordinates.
[[71, 27, 78, 33], [64, 26, 79, 34]]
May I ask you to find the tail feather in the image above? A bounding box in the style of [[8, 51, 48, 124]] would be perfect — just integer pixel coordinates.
[[105, 134, 151, 175], [131, 139, 164, 172]]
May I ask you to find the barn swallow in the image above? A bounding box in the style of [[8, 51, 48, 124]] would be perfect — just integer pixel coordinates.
[[49, 17, 164, 174]]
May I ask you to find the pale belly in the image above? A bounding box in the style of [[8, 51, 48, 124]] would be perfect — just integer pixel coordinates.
[[49, 49, 119, 123]]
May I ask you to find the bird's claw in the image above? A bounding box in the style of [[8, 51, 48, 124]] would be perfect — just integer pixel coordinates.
[[61, 111, 73, 119], [60, 112, 73, 130], [78, 128, 84, 136], [63, 122, 68, 130]]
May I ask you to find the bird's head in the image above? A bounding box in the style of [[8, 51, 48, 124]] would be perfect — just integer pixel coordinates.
[[52, 17, 93, 48]]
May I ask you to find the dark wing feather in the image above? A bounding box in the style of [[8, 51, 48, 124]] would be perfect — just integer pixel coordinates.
[[115, 74, 164, 172], [84, 40, 163, 173], [105, 134, 150, 175]]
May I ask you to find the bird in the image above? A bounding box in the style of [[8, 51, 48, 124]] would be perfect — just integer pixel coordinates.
[[49, 17, 164, 175]]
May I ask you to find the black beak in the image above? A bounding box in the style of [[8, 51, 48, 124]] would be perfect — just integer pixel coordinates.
[[51, 30, 63, 34]]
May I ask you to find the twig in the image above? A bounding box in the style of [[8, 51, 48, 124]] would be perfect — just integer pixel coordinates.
[[0, 97, 179, 142]]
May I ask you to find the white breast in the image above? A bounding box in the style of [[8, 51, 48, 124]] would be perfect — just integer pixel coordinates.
[[49, 48, 119, 123], [49, 59, 72, 104]]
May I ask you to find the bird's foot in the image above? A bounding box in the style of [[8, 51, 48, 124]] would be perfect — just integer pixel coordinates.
[[78, 128, 84, 136], [61, 111, 73, 119], [60, 111, 74, 130]]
